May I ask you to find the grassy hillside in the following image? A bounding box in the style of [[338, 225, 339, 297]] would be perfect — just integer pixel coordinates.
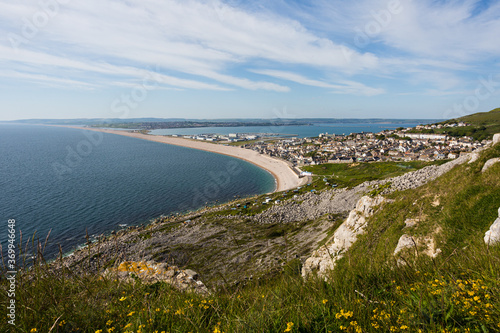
[[452, 108, 500, 125], [1, 145, 500, 332], [419, 108, 500, 141], [443, 108, 500, 141], [303, 160, 447, 188]]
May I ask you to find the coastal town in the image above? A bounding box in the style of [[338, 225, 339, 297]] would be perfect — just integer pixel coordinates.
[[173, 122, 489, 167]]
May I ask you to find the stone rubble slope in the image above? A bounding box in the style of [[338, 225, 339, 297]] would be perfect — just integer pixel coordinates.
[[379, 153, 473, 194], [251, 183, 375, 225]]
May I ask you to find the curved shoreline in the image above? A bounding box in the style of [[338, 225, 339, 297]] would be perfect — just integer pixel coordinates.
[[61, 126, 306, 192]]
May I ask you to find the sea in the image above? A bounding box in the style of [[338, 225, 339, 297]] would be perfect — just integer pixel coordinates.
[[0, 124, 275, 261], [0, 121, 430, 262], [149, 122, 431, 137]]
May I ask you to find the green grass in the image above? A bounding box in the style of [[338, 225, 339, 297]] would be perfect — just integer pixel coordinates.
[[2, 242, 499, 333], [302, 160, 446, 189], [419, 107, 500, 141], [452, 108, 500, 125]]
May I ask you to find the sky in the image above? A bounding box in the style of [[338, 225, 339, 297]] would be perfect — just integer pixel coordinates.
[[1, 0, 500, 121]]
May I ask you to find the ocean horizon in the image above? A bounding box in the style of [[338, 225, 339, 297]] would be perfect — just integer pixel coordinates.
[[149, 122, 432, 137]]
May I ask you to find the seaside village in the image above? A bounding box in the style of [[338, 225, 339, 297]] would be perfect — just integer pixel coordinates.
[[175, 122, 488, 167]]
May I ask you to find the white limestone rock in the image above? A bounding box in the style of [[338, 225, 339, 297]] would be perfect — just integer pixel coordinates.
[[302, 195, 387, 278], [404, 218, 419, 228], [468, 152, 480, 164], [393, 234, 415, 256], [103, 261, 210, 295], [484, 207, 500, 245], [493, 133, 500, 145], [482, 158, 500, 173], [394, 233, 441, 265]]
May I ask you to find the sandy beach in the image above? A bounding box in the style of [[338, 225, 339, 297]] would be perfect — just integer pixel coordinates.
[[65, 127, 307, 192]]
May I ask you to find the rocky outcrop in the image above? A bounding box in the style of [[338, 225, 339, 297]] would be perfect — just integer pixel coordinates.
[[468, 152, 480, 164], [103, 261, 209, 295], [493, 133, 500, 145], [484, 207, 500, 245], [393, 234, 441, 264], [403, 218, 419, 228], [482, 158, 500, 173], [394, 234, 416, 256], [302, 196, 387, 278]]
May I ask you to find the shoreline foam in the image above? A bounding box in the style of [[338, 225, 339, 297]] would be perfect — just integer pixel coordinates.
[[60, 126, 306, 192]]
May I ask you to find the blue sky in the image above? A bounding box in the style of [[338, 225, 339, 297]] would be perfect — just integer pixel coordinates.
[[1, 0, 500, 120]]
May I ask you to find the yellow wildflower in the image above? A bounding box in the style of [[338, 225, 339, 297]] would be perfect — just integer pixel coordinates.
[[322, 299, 328, 304], [284, 322, 294, 332], [30, 329, 37, 333], [127, 311, 135, 316]]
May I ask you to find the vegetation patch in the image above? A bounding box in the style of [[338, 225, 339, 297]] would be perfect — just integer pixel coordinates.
[[303, 160, 446, 188], [411, 107, 500, 141]]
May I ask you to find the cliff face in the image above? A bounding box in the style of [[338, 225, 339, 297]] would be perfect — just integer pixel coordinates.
[[302, 195, 387, 278]]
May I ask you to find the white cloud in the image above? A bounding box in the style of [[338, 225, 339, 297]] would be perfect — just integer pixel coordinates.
[[0, 0, 379, 92], [0, 45, 233, 91], [346, 0, 500, 61], [0, 0, 499, 100], [0, 69, 97, 89], [251, 69, 384, 96], [275, 0, 500, 91]]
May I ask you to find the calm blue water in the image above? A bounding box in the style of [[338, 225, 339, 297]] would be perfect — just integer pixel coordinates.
[[0, 124, 275, 260], [149, 122, 434, 138]]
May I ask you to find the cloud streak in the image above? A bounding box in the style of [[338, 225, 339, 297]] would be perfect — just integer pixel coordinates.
[[0, 0, 382, 93], [251, 69, 384, 96]]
